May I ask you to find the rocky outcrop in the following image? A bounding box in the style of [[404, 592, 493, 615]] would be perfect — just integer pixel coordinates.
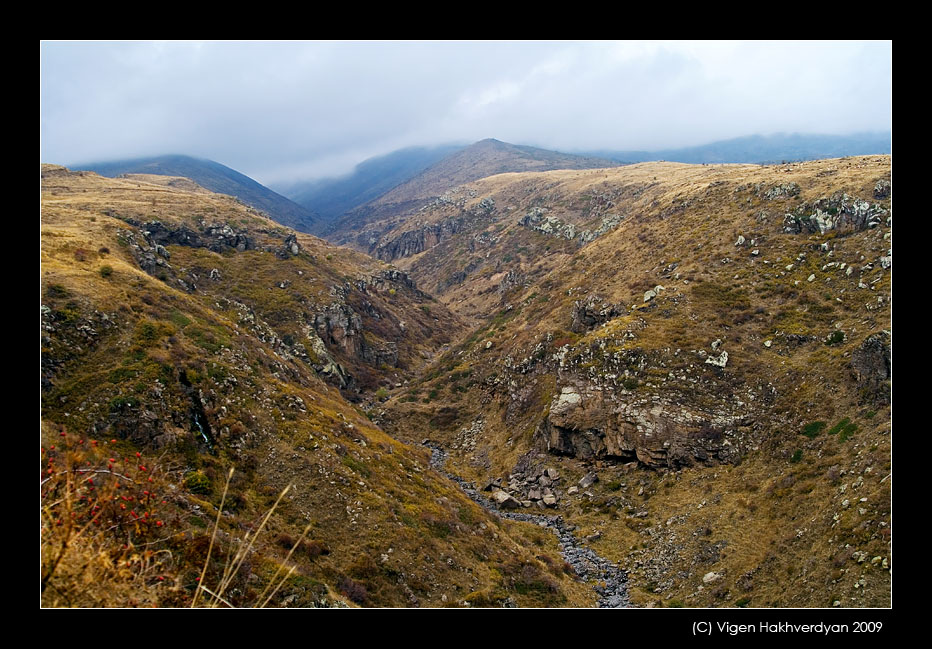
[[313, 302, 364, 357], [143, 220, 254, 253], [519, 208, 578, 241], [761, 182, 800, 200], [277, 233, 302, 259], [783, 192, 887, 235], [519, 207, 624, 245], [498, 270, 527, 295], [851, 331, 891, 406], [537, 385, 746, 469], [570, 295, 624, 333], [873, 179, 891, 199], [373, 217, 469, 261]]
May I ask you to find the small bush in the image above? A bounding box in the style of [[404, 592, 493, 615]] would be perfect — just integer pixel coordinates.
[[46, 283, 71, 299], [790, 450, 803, 463], [825, 330, 845, 346], [801, 421, 826, 438], [337, 576, 368, 604], [99, 265, 113, 278], [41, 427, 176, 607], [184, 471, 211, 495]]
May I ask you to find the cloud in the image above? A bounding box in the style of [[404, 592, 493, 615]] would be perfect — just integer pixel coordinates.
[[40, 40, 891, 185]]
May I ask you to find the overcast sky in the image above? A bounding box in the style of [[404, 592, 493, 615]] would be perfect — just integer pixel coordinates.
[[40, 40, 892, 186]]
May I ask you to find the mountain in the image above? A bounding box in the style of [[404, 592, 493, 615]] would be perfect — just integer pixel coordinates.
[[325, 138, 622, 247], [73, 154, 321, 234], [370, 138, 622, 207], [275, 144, 465, 225], [585, 132, 892, 165]]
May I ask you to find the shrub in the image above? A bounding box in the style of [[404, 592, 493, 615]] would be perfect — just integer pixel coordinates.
[[41, 427, 176, 607], [184, 471, 211, 495], [801, 421, 826, 438], [46, 283, 71, 299], [99, 265, 113, 278], [790, 450, 803, 463], [337, 576, 368, 604]]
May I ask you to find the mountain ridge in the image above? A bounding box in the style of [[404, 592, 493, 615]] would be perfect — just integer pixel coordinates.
[[72, 154, 321, 234], [582, 131, 892, 165]]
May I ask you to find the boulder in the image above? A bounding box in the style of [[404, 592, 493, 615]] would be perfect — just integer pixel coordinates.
[[491, 490, 521, 509]]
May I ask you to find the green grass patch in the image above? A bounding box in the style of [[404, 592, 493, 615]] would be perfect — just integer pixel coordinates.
[[801, 421, 826, 438], [341, 455, 371, 479], [828, 417, 858, 442]]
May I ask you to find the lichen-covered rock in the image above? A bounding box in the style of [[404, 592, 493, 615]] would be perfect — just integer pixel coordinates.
[[762, 182, 800, 200], [783, 192, 887, 235], [874, 179, 891, 199], [705, 351, 728, 368]]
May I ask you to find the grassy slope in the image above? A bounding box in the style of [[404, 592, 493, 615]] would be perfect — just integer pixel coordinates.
[[40, 165, 590, 608], [380, 156, 892, 607], [74, 155, 320, 234]]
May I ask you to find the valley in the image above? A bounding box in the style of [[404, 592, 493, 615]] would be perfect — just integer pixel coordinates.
[[40, 151, 892, 609]]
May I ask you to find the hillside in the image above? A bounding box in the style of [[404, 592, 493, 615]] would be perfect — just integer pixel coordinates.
[[373, 156, 892, 607], [326, 139, 622, 247], [73, 155, 321, 234], [39, 165, 593, 608], [40, 155, 892, 609]]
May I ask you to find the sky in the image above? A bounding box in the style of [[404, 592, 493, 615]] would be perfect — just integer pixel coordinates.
[[40, 40, 892, 186]]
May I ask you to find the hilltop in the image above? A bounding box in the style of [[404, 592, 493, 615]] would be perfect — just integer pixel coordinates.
[[73, 155, 321, 234]]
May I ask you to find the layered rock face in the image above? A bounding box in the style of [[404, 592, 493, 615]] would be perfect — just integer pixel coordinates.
[[538, 384, 747, 469]]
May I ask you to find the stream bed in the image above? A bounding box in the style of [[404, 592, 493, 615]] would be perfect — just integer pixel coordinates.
[[426, 444, 630, 608]]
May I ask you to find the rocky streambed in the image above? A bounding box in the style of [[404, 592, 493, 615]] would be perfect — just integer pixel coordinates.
[[426, 444, 629, 608]]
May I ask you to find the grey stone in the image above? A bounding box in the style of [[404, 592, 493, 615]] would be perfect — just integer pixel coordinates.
[[579, 472, 599, 489]]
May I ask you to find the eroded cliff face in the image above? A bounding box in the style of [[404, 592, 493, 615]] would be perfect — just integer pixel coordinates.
[[538, 383, 748, 469]]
